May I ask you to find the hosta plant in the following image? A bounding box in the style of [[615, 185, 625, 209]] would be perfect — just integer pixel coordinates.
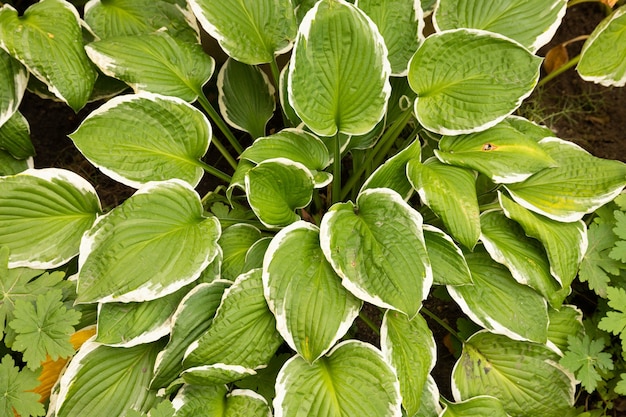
[[1, 0, 626, 416]]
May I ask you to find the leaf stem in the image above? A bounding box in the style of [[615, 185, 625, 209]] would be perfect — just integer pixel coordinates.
[[537, 54, 581, 87], [197, 91, 244, 157], [421, 306, 465, 343], [358, 311, 380, 336], [331, 132, 342, 204], [340, 109, 413, 201], [197, 160, 232, 183]]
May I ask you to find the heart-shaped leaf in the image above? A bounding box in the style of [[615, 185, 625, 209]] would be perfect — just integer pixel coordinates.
[[408, 29, 541, 135], [357, 0, 424, 75], [288, 0, 391, 136], [86, 32, 215, 102], [320, 188, 432, 318], [218, 58, 276, 139], [452, 331, 576, 417], [0, 50, 27, 127], [499, 192, 587, 288], [434, 0, 567, 52], [407, 157, 481, 249], [0, 168, 101, 269], [436, 121, 556, 183], [76, 180, 221, 304], [70, 92, 211, 188], [0, 0, 96, 112], [245, 159, 315, 228], [84, 0, 199, 44], [183, 269, 283, 375], [504, 138, 626, 222], [577, 5, 626, 87], [52, 341, 163, 417], [151, 281, 230, 390], [241, 128, 331, 175], [448, 250, 549, 343], [274, 340, 401, 417], [381, 311, 436, 416], [480, 210, 566, 308], [188, 0, 297, 64], [263, 221, 362, 363]]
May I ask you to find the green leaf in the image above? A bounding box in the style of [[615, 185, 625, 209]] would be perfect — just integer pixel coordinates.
[[499, 193, 586, 289], [0, 168, 101, 269], [616, 373, 626, 396], [320, 188, 432, 318], [357, 0, 424, 76], [0, 149, 30, 176], [171, 385, 271, 417], [9, 289, 80, 370], [0, 354, 44, 417], [76, 180, 221, 304], [245, 159, 314, 228], [407, 157, 480, 249], [0, 49, 27, 128], [0, 247, 65, 343], [96, 285, 188, 347], [243, 237, 272, 272], [182, 364, 256, 386], [288, 0, 391, 136], [598, 287, 626, 353], [505, 138, 626, 222], [151, 281, 230, 390], [423, 225, 473, 286], [360, 138, 421, 200], [52, 341, 163, 417], [436, 121, 556, 183], [0, 0, 96, 112], [84, 0, 199, 44], [560, 334, 613, 393], [610, 210, 626, 262], [577, 5, 626, 87], [448, 250, 549, 343], [183, 269, 283, 376], [218, 58, 275, 139], [126, 401, 175, 417], [440, 396, 508, 417], [263, 221, 361, 363], [86, 32, 215, 102], [234, 353, 291, 405], [188, 0, 297, 64], [480, 210, 565, 308], [274, 340, 401, 416], [452, 331, 576, 417], [219, 224, 262, 282], [381, 311, 435, 416], [70, 93, 211, 188], [434, 0, 567, 52], [0, 110, 34, 159], [408, 29, 541, 135], [240, 128, 331, 178], [579, 222, 623, 298], [548, 305, 584, 356]]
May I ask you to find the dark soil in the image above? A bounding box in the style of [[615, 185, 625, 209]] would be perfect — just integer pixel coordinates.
[[12, 2, 626, 415]]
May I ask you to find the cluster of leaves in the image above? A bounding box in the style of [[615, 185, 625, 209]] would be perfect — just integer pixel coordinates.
[[0, 0, 625, 416]]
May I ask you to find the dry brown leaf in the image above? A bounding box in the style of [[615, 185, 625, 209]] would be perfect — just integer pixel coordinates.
[[544, 44, 569, 74]]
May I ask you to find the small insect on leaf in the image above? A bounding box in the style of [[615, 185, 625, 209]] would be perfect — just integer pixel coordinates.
[[544, 44, 569, 74], [482, 143, 497, 151]]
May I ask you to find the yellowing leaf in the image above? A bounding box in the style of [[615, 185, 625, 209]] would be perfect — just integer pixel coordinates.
[[544, 44, 569, 74]]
